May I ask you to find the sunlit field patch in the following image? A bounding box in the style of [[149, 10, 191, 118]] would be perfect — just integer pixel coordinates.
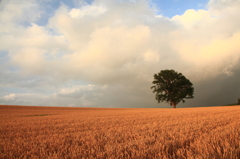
[[0, 105, 240, 158]]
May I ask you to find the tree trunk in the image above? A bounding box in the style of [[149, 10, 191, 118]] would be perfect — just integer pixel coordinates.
[[173, 103, 177, 108]]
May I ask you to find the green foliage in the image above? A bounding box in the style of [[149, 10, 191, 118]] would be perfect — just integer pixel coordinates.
[[151, 69, 194, 108]]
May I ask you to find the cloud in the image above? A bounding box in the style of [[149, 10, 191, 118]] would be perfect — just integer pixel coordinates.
[[69, 5, 106, 18], [3, 94, 16, 101], [172, 9, 211, 29], [66, 25, 154, 84], [0, 93, 46, 106], [0, 0, 239, 107], [170, 2, 240, 80], [0, 0, 41, 24], [0, 86, 97, 107], [207, 0, 240, 14]]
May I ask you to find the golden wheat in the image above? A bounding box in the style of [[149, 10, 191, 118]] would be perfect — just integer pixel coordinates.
[[0, 105, 240, 158]]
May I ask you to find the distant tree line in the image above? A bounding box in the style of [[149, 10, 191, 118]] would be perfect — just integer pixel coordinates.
[[225, 98, 240, 106]]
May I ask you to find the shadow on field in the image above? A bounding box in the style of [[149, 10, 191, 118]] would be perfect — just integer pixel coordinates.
[[20, 114, 54, 117]]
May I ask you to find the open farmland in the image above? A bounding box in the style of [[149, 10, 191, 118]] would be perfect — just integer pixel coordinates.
[[0, 105, 240, 158]]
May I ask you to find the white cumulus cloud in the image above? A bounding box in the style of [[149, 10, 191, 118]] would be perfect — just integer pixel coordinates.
[[69, 5, 106, 19]]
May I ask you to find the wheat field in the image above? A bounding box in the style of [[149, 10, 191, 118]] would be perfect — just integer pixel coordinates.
[[0, 105, 240, 159]]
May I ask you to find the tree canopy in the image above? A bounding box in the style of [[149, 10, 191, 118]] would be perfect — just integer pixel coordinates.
[[151, 69, 194, 108]]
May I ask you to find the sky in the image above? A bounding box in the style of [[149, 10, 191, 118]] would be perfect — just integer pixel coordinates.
[[0, 0, 239, 108]]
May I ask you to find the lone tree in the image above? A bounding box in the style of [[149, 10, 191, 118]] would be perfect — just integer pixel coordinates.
[[151, 69, 194, 108]]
